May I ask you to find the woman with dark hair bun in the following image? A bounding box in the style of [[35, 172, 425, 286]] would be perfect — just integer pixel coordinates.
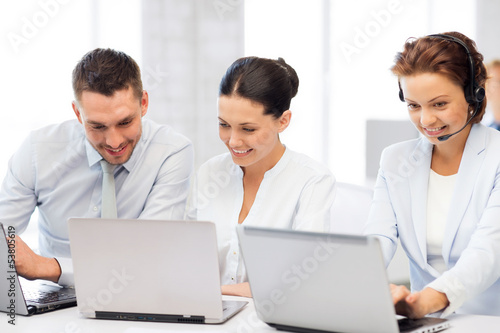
[[365, 31, 500, 318], [188, 56, 336, 297]]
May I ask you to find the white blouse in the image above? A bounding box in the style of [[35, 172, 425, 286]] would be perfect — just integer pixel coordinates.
[[426, 169, 457, 274], [187, 147, 336, 285]]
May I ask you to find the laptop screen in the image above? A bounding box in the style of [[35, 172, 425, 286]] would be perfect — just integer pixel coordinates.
[[68, 218, 227, 322], [237, 226, 415, 333]]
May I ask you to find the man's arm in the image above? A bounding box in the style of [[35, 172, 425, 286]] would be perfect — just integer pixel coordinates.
[[139, 143, 194, 220], [12, 235, 61, 283], [0, 135, 48, 280]]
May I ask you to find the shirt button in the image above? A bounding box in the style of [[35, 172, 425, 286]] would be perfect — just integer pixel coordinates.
[[231, 277, 235, 281], [233, 251, 237, 255], [93, 206, 98, 212]]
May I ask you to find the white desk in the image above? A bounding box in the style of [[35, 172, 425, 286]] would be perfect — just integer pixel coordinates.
[[2, 297, 500, 333]]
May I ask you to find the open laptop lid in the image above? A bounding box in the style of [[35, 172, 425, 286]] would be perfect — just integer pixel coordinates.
[[0, 223, 30, 316], [237, 226, 447, 333], [68, 218, 242, 324], [0, 223, 76, 317]]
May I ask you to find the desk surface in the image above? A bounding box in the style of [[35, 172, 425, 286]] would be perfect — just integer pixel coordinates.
[[2, 296, 500, 333]]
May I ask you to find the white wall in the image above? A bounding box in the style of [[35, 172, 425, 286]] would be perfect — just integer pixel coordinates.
[[141, 0, 244, 168], [243, 0, 477, 185], [328, 0, 476, 185], [476, 0, 500, 63], [0, 0, 486, 186], [0, 0, 142, 181], [0, 0, 142, 246], [245, 0, 329, 168], [2, 0, 499, 254]]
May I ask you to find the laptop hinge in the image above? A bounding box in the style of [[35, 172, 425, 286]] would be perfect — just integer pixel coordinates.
[[96, 311, 205, 324]]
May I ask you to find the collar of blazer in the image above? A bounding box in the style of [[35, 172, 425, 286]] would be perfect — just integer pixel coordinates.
[[408, 123, 487, 267]]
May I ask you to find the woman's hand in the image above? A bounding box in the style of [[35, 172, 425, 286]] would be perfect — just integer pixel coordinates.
[[391, 284, 449, 319], [221, 282, 252, 298]]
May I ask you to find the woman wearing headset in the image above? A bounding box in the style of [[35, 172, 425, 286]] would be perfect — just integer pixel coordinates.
[[365, 31, 500, 318], [188, 56, 336, 297]]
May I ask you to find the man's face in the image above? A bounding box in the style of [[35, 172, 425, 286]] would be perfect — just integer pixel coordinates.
[[72, 87, 148, 165]]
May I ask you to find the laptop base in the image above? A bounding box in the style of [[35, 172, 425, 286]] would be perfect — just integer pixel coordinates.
[[270, 322, 334, 333], [22, 278, 77, 315], [0, 223, 77, 316], [26, 300, 77, 315], [398, 317, 450, 333], [95, 299, 248, 324], [96, 311, 206, 324], [269, 316, 450, 333]]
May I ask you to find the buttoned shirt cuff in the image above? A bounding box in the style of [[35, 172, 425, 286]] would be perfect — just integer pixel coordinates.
[[55, 257, 74, 287], [426, 274, 467, 318]]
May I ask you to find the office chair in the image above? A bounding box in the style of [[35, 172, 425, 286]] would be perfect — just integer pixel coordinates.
[[329, 182, 374, 235]]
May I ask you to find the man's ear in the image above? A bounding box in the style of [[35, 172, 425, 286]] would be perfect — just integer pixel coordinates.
[[72, 101, 83, 124], [141, 90, 149, 117], [278, 110, 291, 133]]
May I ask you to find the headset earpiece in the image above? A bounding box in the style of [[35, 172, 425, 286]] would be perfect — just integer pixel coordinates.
[[464, 82, 485, 106], [473, 85, 485, 103], [398, 34, 485, 111], [398, 82, 405, 102]]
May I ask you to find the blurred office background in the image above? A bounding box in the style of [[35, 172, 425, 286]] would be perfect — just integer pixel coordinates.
[[1, 0, 500, 185], [1, 0, 499, 283]]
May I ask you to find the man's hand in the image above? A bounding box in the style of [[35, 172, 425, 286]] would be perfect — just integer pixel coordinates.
[[11, 235, 61, 283], [221, 282, 252, 298], [391, 284, 449, 319]]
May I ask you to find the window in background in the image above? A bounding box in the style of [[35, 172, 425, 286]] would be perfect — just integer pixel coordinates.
[[0, 0, 141, 247], [0, 0, 478, 245], [244, 0, 329, 167], [329, 0, 475, 185], [246, 0, 476, 185]]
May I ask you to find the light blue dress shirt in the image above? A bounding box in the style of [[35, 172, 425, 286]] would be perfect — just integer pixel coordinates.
[[0, 118, 194, 286]]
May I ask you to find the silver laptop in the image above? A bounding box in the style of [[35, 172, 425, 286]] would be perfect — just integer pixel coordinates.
[[0, 222, 77, 316], [236, 226, 450, 333], [68, 218, 247, 324]]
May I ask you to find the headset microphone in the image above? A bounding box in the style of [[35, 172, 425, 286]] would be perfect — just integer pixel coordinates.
[[437, 106, 478, 141]]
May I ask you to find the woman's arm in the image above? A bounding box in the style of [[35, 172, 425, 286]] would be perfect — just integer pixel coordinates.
[[221, 282, 252, 298]]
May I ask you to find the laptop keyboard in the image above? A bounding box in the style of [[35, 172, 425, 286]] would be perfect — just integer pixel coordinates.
[[24, 290, 75, 304]]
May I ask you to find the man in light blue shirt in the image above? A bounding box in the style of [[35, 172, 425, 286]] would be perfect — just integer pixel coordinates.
[[0, 48, 194, 286], [486, 60, 500, 130]]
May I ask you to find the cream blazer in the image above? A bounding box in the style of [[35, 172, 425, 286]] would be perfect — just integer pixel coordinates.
[[365, 123, 500, 316]]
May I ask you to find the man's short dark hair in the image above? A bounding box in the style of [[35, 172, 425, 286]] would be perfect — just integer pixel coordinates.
[[72, 48, 143, 103]]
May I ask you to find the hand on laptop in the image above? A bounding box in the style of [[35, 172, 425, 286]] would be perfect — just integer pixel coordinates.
[[391, 284, 449, 319], [221, 282, 252, 298], [11, 234, 62, 284]]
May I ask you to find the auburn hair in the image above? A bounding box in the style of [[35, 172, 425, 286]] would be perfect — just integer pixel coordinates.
[[392, 31, 487, 123]]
